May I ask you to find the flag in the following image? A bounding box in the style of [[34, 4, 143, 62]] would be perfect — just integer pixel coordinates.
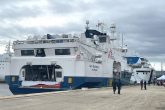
[[108, 49, 112, 58]]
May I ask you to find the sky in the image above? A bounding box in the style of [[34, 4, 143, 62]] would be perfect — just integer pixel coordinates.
[[0, 0, 165, 70]]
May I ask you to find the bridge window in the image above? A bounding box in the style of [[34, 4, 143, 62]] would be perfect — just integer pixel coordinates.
[[21, 50, 34, 56], [55, 49, 70, 55], [99, 37, 106, 43], [36, 48, 45, 57]]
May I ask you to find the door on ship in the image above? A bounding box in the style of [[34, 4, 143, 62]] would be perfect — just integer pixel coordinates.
[[20, 68, 25, 81], [20, 65, 63, 82], [55, 68, 63, 82], [51, 65, 63, 82]]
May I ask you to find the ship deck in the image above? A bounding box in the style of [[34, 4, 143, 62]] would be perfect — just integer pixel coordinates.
[[0, 85, 165, 110]]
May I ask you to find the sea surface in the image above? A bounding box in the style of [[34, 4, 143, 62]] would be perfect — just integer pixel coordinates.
[[0, 83, 13, 96]]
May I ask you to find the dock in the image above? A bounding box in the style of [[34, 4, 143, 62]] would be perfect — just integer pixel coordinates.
[[0, 83, 13, 96], [0, 86, 164, 110]]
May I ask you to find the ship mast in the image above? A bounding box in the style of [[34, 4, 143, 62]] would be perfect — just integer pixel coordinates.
[[110, 24, 117, 48], [110, 24, 116, 39], [161, 62, 163, 73], [85, 20, 89, 30], [122, 33, 124, 48], [5, 41, 12, 56]]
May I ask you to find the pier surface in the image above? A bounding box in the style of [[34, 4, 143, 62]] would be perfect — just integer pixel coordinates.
[[0, 83, 13, 96], [0, 86, 164, 110]]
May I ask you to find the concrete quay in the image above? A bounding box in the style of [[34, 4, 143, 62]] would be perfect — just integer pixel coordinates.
[[0, 86, 164, 110]]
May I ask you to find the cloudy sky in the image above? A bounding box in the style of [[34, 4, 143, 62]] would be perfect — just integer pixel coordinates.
[[0, 0, 165, 69]]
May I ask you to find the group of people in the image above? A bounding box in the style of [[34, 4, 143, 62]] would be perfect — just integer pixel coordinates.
[[140, 80, 147, 90], [112, 79, 149, 95], [112, 79, 122, 94]]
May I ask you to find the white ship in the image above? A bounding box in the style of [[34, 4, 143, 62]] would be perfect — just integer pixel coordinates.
[[127, 56, 154, 84], [0, 43, 12, 82], [5, 22, 132, 94]]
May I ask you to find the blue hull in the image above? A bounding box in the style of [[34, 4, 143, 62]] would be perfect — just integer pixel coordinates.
[[5, 76, 112, 94]]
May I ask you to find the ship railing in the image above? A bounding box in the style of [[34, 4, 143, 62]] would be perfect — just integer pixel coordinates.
[[77, 40, 107, 53], [13, 38, 78, 45]]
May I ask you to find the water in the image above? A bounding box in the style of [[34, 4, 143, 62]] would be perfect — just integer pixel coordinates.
[[0, 83, 13, 96]]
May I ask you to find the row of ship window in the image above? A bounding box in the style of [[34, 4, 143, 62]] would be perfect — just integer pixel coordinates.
[[0, 67, 5, 69], [0, 61, 8, 62], [21, 49, 70, 56], [136, 72, 149, 74], [0, 64, 5, 65]]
